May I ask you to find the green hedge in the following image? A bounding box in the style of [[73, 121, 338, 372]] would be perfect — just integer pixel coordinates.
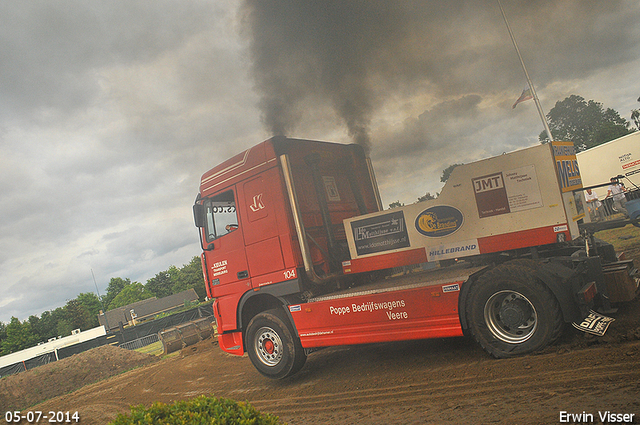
[[109, 395, 283, 425]]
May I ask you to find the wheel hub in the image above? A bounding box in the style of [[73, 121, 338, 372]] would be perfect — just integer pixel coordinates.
[[499, 298, 533, 328], [484, 290, 538, 344], [263, 339, 275, 354]]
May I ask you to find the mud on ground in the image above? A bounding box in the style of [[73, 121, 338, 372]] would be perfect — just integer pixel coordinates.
[[0, 344, 158, 411]]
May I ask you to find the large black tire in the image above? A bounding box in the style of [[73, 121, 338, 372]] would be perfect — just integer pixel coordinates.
[[466, 264, 564, 358], [245, 308, 306, 379]]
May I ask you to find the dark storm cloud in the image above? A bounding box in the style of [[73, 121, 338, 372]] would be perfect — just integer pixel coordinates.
[[241, 0, 639, 152], [374, 95, 484, 161], [0, 1, 247, 322], [0, 1, 217, 118]]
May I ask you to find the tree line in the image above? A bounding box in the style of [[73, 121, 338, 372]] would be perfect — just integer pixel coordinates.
[[0, 256, 205, 356]]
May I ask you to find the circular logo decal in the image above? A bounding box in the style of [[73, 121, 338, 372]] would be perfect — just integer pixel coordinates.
[[415, 205, 464, 237]]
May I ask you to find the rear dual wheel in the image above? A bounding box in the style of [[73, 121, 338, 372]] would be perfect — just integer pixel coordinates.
[[467, 264, 564, 358], [246, 308, 306, 379]]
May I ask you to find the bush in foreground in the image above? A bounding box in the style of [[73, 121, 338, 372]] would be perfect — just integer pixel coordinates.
[[109, 395, 283, 425]]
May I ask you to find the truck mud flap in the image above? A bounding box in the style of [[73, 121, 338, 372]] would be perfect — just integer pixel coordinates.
[[602, 260, 639, 303], [572, 310, 615, 336]]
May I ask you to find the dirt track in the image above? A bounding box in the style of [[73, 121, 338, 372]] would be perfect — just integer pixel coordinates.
[[27, 310, 640, 425]]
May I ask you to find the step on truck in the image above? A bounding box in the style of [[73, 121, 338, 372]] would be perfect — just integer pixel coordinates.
[[193, 136, 638, 379]]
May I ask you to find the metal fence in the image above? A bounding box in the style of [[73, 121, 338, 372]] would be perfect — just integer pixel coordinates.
[[110, 304, 214, 346], [119, 333, 160, 351]]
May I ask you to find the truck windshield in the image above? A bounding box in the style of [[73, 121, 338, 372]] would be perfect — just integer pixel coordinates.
[[203, 190, 238, 242]]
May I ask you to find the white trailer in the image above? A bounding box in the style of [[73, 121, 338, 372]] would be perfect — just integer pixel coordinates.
[[576, 132, 640, 199]]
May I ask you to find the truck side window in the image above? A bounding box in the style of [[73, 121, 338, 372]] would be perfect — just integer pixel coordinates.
[[203, 190, 238, 242]]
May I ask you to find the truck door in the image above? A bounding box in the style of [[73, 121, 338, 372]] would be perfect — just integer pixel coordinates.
[[200, 188, 250, 332], [201, 188, 250, 285]]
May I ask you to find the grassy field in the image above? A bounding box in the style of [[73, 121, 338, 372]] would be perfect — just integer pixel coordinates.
[[593, 223, 640, 253], [135, 340, 164, 356]]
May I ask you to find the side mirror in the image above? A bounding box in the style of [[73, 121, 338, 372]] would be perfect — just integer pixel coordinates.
[[193, 204, 205, 228]]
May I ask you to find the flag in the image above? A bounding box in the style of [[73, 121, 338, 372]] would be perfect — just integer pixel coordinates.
[[512, 87, 533, 109]]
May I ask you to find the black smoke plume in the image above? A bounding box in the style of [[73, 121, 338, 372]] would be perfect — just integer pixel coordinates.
[[240, 1, 414, 152]]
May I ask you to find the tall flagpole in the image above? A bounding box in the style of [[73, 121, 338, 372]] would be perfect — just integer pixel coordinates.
[[497, 0, 554, 142], [92, 268, 110, 331]]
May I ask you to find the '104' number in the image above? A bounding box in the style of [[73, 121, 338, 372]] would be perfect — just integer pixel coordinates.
[[283, 269, 296, 280]]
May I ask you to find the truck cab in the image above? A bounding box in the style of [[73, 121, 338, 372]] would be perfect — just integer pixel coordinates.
[[193, 137, 380, 355]]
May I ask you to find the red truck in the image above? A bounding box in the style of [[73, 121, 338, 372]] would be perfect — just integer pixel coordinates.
[[193, 136, 638, 379]]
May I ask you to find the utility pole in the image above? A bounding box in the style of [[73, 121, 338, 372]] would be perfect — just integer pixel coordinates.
[[497, 0, 554, 142]]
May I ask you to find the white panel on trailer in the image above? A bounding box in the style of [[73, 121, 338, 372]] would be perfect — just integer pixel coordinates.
[[345, 142, 584, 263]]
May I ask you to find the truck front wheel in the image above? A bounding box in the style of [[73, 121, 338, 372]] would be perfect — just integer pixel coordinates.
[[466, 264, 563, 358], [246, 308, 306, 379]]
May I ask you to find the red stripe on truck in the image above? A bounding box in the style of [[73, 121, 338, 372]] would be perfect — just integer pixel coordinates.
[[343, 248, 428, 274], [478, 224, 570, 254]]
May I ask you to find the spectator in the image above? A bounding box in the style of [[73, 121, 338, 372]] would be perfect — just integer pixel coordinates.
[[607, 178, 628, 216], [584, 188, 605, 221]]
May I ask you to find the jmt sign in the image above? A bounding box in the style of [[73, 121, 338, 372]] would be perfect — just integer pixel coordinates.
[[473, 174, 505, 194], [472, 172, 510, 218]]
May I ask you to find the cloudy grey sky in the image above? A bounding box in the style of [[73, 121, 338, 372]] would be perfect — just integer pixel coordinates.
[[1, 1, 639, 324]]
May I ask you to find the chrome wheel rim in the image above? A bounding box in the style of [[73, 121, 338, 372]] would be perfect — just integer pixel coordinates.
[[484, 290, 537, 343], [255, 326, 283, 366]]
